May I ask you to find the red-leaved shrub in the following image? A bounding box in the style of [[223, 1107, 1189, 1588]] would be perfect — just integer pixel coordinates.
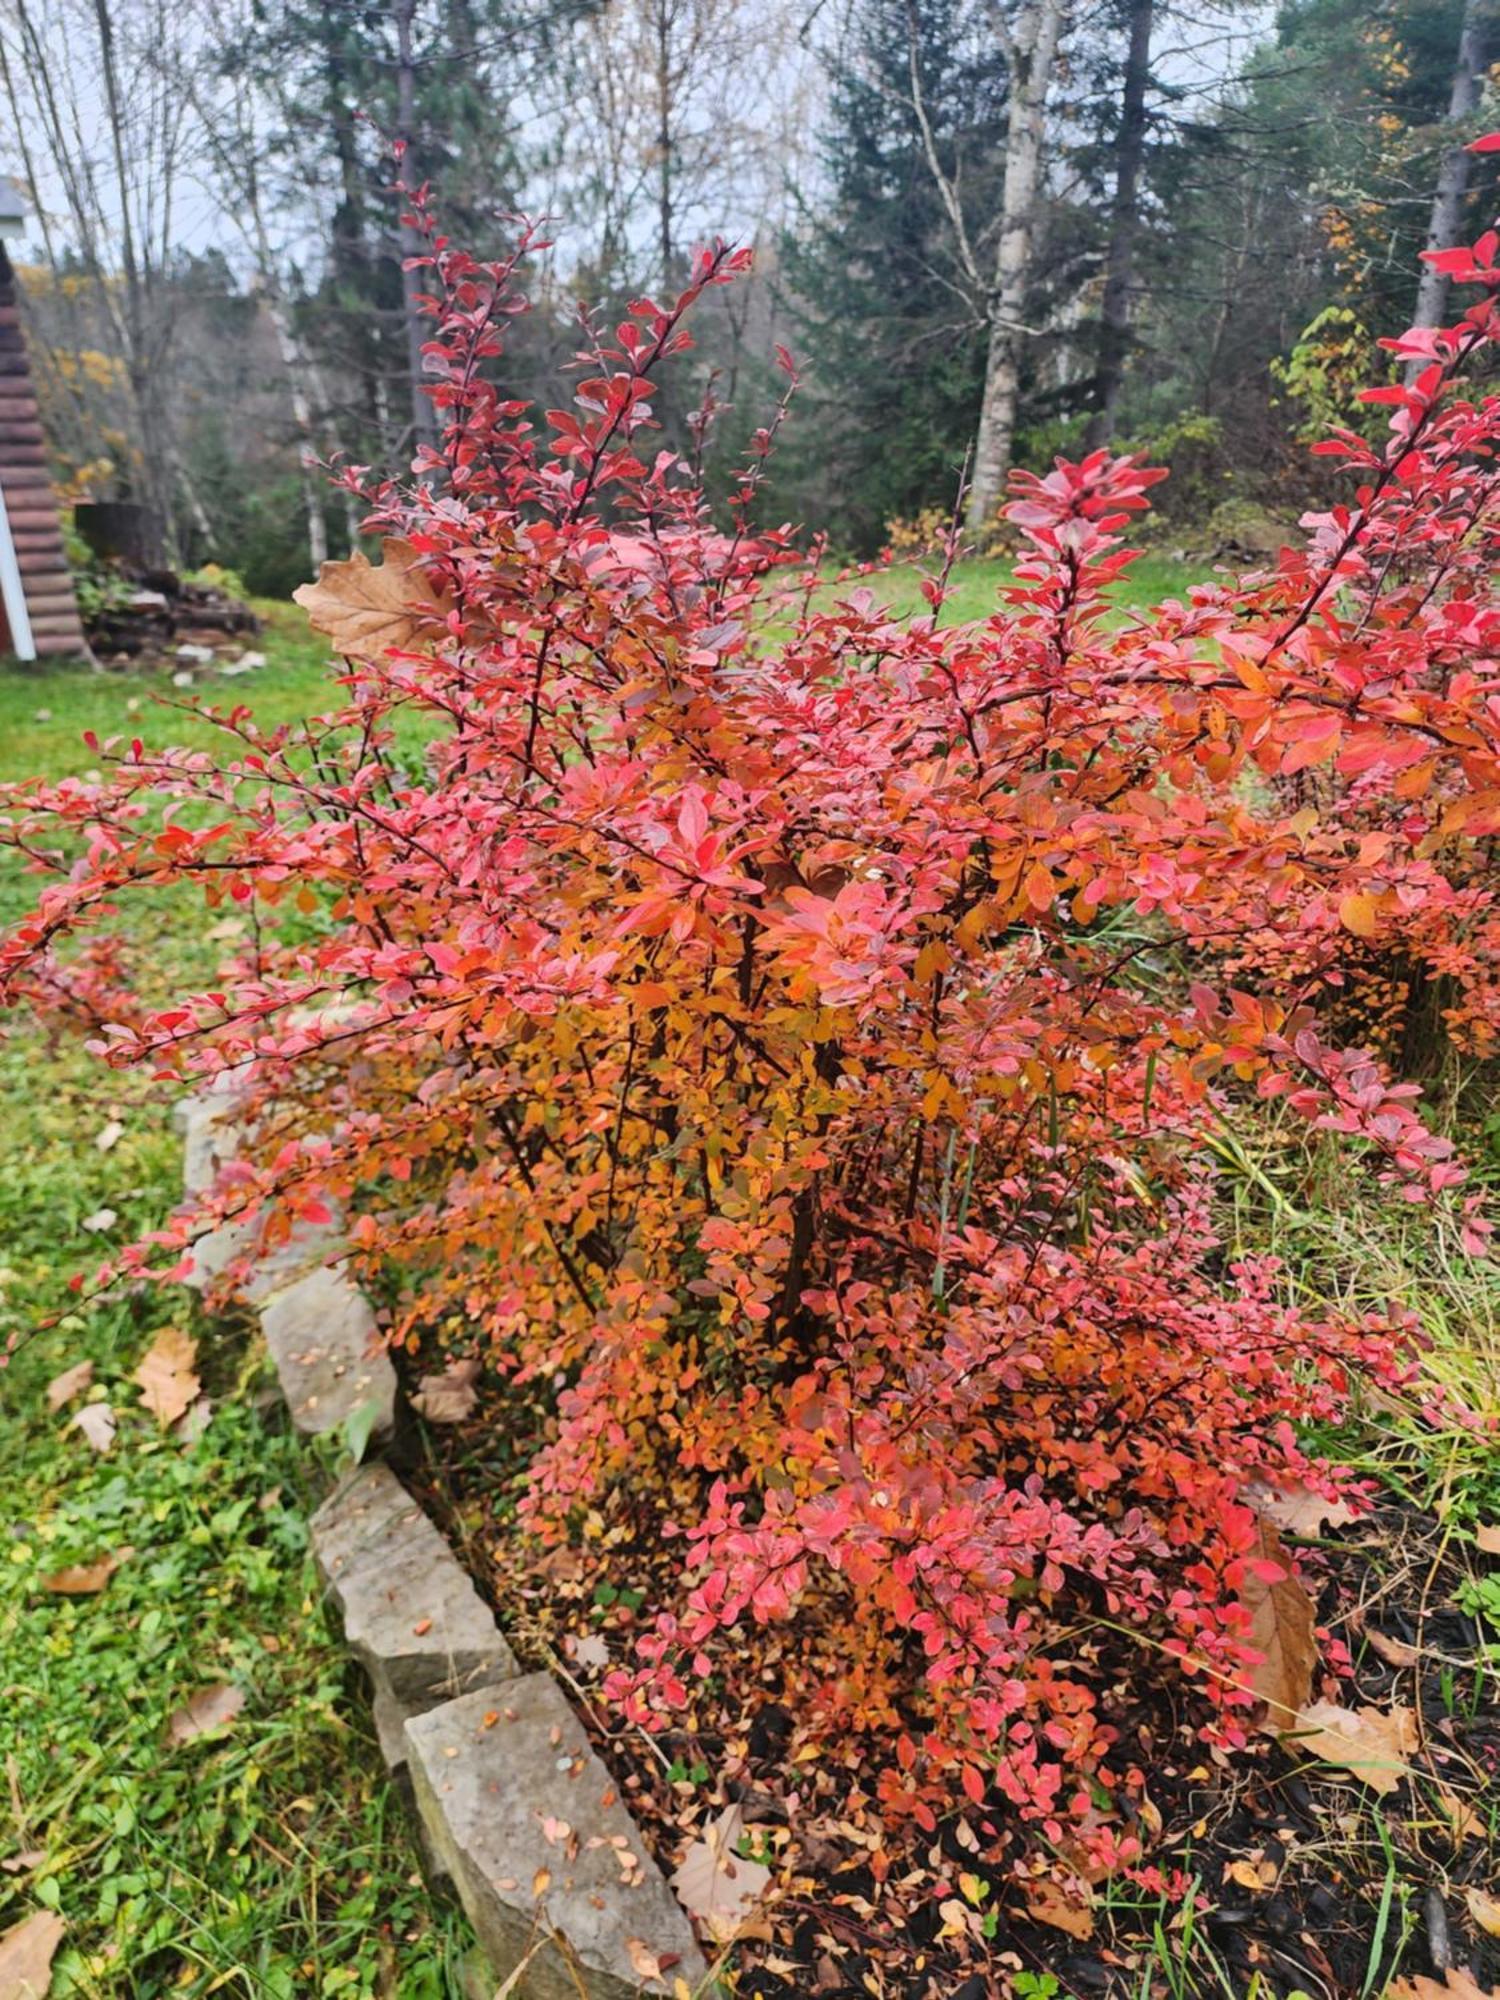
[[4, 182, 1499, 1860]]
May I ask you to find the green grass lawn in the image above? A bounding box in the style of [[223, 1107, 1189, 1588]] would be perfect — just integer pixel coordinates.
[[0, 602, 479, 1997]]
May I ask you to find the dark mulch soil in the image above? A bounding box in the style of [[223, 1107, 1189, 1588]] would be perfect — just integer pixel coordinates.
[[394, 1369, 1499, 2000]]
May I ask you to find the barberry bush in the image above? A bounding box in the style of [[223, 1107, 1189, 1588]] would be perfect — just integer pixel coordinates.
[[4, 175, 1499, 1860]]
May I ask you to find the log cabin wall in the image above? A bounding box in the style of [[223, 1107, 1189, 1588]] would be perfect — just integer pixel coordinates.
[[0, 244, 86, 660]]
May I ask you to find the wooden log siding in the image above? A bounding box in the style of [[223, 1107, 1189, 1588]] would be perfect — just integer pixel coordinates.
[[0, 252, 85, 658]]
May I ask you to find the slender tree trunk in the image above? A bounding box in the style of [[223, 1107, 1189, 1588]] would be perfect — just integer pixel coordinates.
[[91, 0, 178, 555], [1083, 0, 1152, 451], [655, 0, 674, 289], [1405, 0, 1490, 382], [965, 0, 1067, 535], [393, 0, 439, 459]]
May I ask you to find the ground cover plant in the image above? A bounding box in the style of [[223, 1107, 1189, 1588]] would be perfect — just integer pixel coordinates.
[[3, 177, 1500, 1992]]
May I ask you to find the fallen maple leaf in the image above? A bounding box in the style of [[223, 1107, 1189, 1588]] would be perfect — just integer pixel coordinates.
[[411, 1354, 481, 1424], [0, 1907, 64, 1997], [1022, 1876, 1095, 1939], [1244, 1478, 1357, 1537], [167, 1683, 246, 1744], [1467, 1886, 1500, 1938], [571, 1632, 610, 1672], [1239, 1519, 1317, 1732], [671, 1804, 772, 1942], [1289, 1699, 1417, 1794], [292, 539, 453, 662], [45, 1360, 93, 1412], [133, 1327, 200, 1427], [69, 1403, 116, 1453], [40, 1547, 133, 1595]]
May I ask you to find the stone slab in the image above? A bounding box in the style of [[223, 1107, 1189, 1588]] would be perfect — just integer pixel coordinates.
[[312, 1462, 517, 1715], [182, 1208, 345, 1305], [405, 1678, 710, 2000], [259, 1264, 397, 1439]]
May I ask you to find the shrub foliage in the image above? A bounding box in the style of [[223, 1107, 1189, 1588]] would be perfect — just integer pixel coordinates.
[[4, 183, 1499, 1859]]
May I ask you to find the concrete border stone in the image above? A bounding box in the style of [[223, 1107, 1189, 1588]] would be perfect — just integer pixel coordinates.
[[180, 1089, 713, 1998]]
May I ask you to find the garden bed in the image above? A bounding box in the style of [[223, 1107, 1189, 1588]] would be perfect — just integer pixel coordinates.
[[400, 1350, 1500, 2000]]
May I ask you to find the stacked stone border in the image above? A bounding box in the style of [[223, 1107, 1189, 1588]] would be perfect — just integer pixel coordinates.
[[177, 1087, 712, 2000]]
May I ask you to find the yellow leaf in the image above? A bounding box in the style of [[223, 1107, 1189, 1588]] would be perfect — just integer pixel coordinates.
[[1338, 891, 1380, 939], [292, 539, 453, 661], [1467, 1885, 1500, 1938]]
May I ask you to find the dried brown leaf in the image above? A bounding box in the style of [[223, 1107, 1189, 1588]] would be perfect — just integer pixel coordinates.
[[1467, 1886, 1500, 1939], [292, 540, 452, 662], [1022, 1877, 1095, 1939], [0, 1852, 45, 1875], [167, 1683, 246, 1744], [670, 1804, 772, 1942], [1290, 1699, 1418, 1794], [0, 1907, 64, 1997], [1240, 1519, 1317, 1732], [410, 1355, 481, 1425], [133, 1327, 200, 1427], [1365, 1627, 1421, 1669], [69, 1403, 116, 1454], [1476, 1523, 1500, 1556], [45, 1360, 93, 1412], [1387, 1969, 1499, 2000], [625, 1938, 663, 1982], [40, 1547, 132, 1595]]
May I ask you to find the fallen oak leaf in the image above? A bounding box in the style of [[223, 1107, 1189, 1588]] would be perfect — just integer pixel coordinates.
[[670, 1804, 772, 1943], [1022, 1876, 1095, 1939], [167, 1683, 246, 1744], [1388, 1969, 1500, 2000], [133, 1327, 200, 1427], [410, 1354, 481, 1425], [1289, 1699, 1418, 1794], [1244, 1478, 1357, 1537], [45, 1360, 93, 1412], [1238, 1519, 1317, 1733], [1437, 1788, 1485, 1845], [69, 1403, 116, 1454], [292, 539, 453, 663], [0, 1907, 64, 1997]]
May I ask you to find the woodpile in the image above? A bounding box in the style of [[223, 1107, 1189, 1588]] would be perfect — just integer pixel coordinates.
[[86, 567, 262, 667]]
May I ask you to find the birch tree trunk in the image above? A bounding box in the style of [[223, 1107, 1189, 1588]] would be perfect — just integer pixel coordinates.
[[1083, 0, 1152, 452], [1405, 0, 1490, 383], [393, 0, 439, 461], [965, 0, 1067, 536]]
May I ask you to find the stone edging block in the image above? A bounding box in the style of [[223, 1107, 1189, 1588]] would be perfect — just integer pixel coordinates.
[[180, 1088, 714, 1997], [406, 1680, 710, 2000], [311, 1461, 518, 1721]]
